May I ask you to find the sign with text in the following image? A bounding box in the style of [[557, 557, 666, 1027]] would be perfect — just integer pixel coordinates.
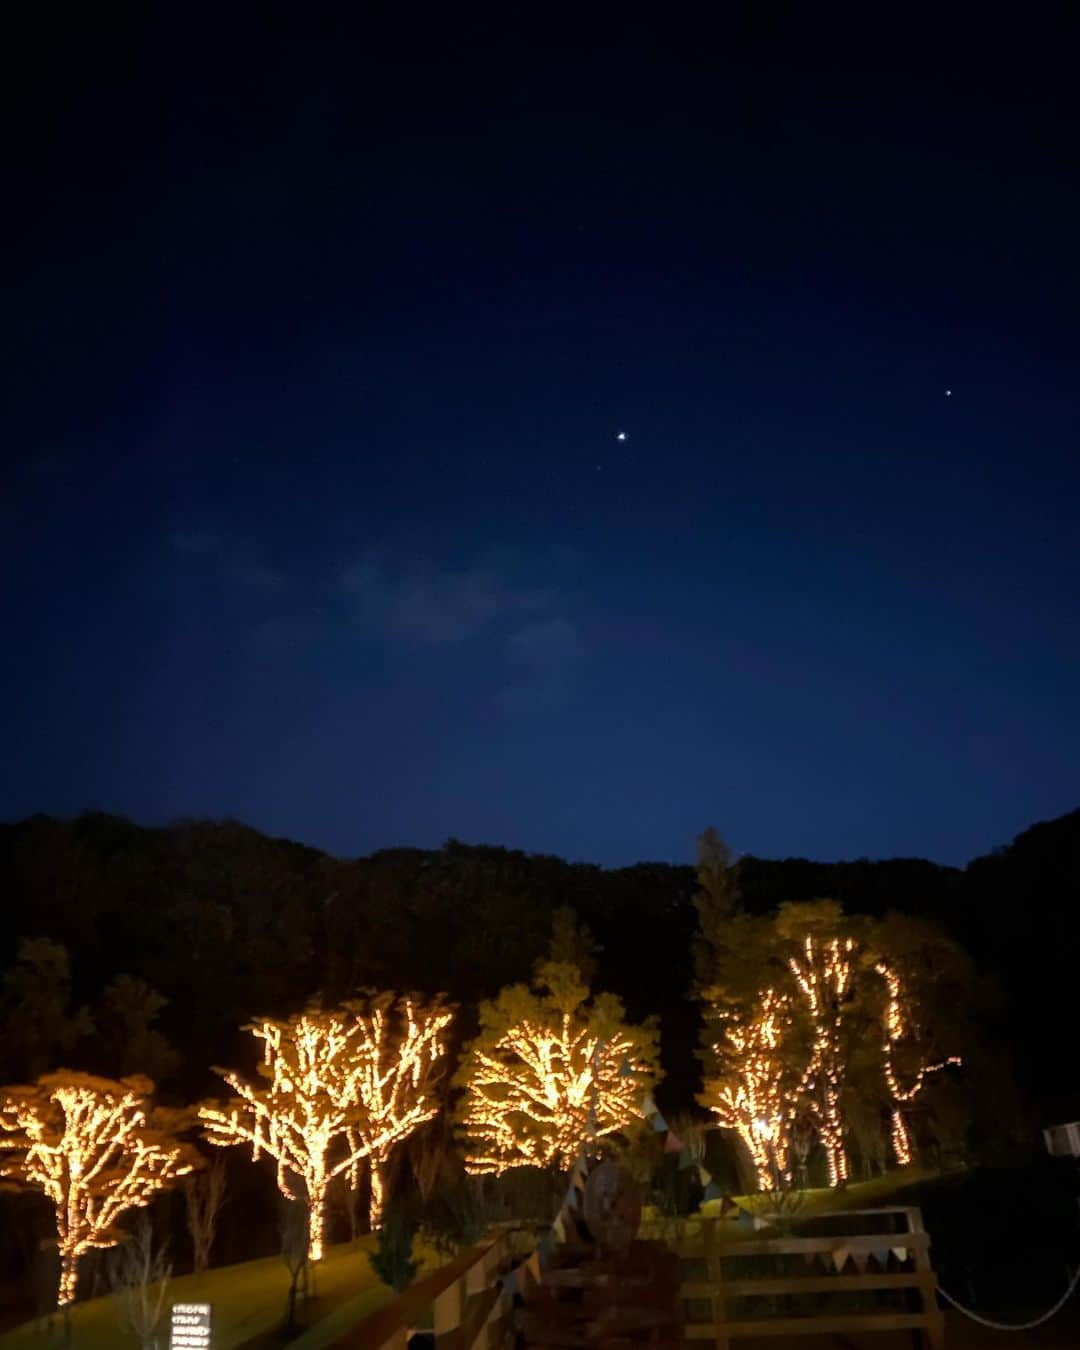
[[170, 1302, 211, 1350]]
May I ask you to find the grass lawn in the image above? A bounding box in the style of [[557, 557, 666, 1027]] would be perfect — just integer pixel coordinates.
[[638, 1165, 945, 1240], [0, 1236, 448, 1350]]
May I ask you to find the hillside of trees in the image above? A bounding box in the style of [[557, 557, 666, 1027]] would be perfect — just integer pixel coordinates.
[[1, 807, 1076, 1130]]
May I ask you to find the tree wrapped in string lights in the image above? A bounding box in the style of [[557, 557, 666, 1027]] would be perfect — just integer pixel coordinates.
[[200, 996, 453, 1259], [875, 960, 961, 1165], [0, 1071, 198, 1307], [339, 992, 454, 1228], [454, 961, 660, 1175], [698, 987, 798, 1190], [786, 931, 858, 1187]]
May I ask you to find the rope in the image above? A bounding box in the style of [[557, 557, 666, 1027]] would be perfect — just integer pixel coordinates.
[[936, 1262, 1080, 1331]]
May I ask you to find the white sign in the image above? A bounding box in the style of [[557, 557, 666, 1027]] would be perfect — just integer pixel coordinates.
[[170, 1302, 211, 1350]]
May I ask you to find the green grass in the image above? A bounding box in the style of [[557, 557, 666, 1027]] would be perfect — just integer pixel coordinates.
[[0, 1236, 448, 1350], [639, 1165, 945, 1241]]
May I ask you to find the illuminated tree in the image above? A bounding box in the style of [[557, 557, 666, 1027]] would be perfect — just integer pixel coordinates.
[[455, 961, 661, 1175], [698, 988, 798, 1189], [785, 932, 857, 1186], [201, 997, 453, 1259], [338, 992, 455, 1229], [875, 960, 961, 1164], [0, 1071, 198, 1307]]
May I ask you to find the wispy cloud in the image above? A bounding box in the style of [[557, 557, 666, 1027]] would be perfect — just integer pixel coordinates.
[[339, 557, 551, 646]]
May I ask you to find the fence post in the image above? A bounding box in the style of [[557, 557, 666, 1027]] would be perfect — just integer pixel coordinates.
[[909, 1208, 945, 1350], [703, 1217, 729, 1350]]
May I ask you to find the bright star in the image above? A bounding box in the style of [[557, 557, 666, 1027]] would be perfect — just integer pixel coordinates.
[[945, 389, 952, 397], [615, 431, 627, 441]]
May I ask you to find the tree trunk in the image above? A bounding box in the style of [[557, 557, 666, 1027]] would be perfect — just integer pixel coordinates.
[[369, 1157, 387, 1230], [58, 1249, 79, 1307], [309, 1182, 327, 1262]]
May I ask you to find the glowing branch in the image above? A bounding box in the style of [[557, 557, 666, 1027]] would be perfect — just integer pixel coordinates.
[[699, 988, 796, 1189], [876, 961, 961, 1164], [788, 935, 856, 1186]]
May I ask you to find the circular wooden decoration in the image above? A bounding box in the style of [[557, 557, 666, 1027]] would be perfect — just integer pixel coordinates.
[[583, 1162, 641, 1251]]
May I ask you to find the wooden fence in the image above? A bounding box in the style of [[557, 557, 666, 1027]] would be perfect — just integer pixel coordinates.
[[331, 1223, 533, 1350], [674, 1205, 944, 1348]]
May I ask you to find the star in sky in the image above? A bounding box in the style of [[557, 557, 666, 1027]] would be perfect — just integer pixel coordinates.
[[615, 431, 628, 441]]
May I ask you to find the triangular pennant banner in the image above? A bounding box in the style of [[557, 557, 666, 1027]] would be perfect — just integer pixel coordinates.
[[618, 1057, 636, 1078], [752, 1215, 768, 1231], [891, 1246, 908, 1263], [871, 1247, 891, 1268], [736, 1208, 753, 1229], [833, 1245, 851, 1272], [697, 1163, 711, 1186], [652, 1112, 668, 1133], [719, 1195, 737, 1216], [552, 1213, 566, 1242], [641, 1093, 657, 1117], [665, 1131, 684, 1154], [677, 1146, 694, 1171], [704, 1181, 724, 1202], [853, 1252, 869, 1274], [565, 1183, 579, 1210]]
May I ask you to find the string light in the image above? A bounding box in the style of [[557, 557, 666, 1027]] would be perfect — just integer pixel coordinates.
[[788, 936, 856, 1186], [0, 1072, 196, 1306], [876, 961, 961, 1165], [459, 1011, 654, 1174], [701, 988, 794, 1189], [201, 997, 452, 1259]]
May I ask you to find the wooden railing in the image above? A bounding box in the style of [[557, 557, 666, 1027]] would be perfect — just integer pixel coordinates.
[[331, 1224, 534, 1350], [673, 1205, 945, 1349]]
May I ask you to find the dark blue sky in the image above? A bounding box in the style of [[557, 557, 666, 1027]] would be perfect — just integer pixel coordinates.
[[5, 8, 1079, 866]]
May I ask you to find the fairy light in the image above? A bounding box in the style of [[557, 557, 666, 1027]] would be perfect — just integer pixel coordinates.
[[459, 1011, 652, 1174], [788, 936, 856, 1186], [201, 998, 452, 1258], [876, 961, 961, 1165], [0, 1072, 196, 1307], [701, 988, 793, 1189]]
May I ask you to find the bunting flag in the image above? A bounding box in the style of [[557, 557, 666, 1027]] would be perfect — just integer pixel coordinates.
[[736, 1208, 754, 1230], [832, 1245, 851, 1273], [664, 1130, 684, 1154], [852, 1251, 869, 1274], [526, 1251, 541, 1282], [678, 1147, 695, 1171], [552, 1213, 566, 1242], [651, 1112, 669, 1133], [697, 1163, 711, 1186], [891, 1246, 908, 1264], [704, 1180, 724, 1202], [618, 1057, 636, 1078], [565, 1182, 579, 1210], [751, 1215, 769, 1231], [641, 1093, 658, 1117]]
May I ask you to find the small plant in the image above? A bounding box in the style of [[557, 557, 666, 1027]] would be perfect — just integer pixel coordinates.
[[107, 1215, 172, 1350], [368, 1195, 421, 1292]]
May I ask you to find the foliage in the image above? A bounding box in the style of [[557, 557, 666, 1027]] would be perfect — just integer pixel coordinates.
[[454, 961, 661, 1174], [0, 1071, 199, 1307], [95, 976, 180, 1087], [698, 899, 971, 1190], [0, 939, 93, 1082], [366, 1194, 421, 1292]]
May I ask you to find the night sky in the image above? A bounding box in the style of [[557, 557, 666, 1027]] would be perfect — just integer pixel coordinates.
[[5, 8, 1079, 867]]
